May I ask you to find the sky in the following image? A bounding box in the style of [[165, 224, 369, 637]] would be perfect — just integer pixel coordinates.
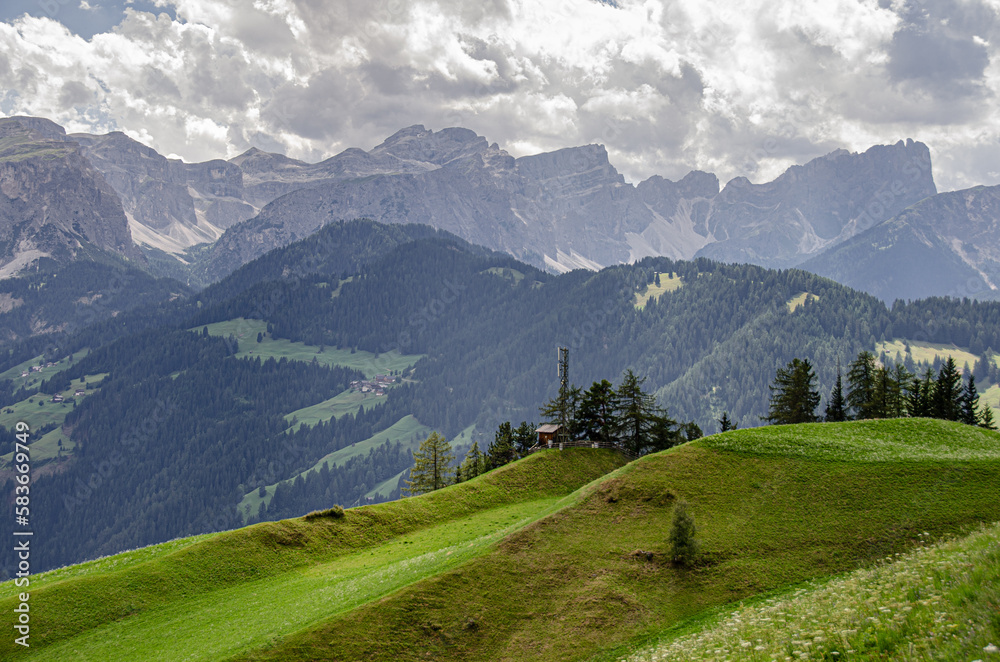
[[1, 0, 999, 191]]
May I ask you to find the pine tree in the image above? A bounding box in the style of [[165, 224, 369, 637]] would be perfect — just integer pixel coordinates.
[[578, 379, 619, 442], [960, 375, 981, 426], [907, 368, 936, 417], [933, 357, 963, 421], [403, 432, 454, 495], [824, 364, 848, 422], [764, 358, 821, 425], [512, 421, 536, 454], [979, 403, 997, 430], [717, 411, 737, 432], [460, 441, 486, 480], [487, 422, 516, 469], [846, 351, 878, 419]]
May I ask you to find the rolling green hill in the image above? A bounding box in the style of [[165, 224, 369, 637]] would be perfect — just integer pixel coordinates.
[[4, 418, 999, 661]]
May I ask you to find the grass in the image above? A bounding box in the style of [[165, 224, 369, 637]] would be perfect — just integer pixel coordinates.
[[699, 417, 1000, 462], [227, 419, 1000, 661], [875, 339, 995, 372], [0, 449, 625, 660], [194, 318, 423, 378], [0, 374, 104, 467], [0, 348, 90, 389], [239, 415, 434, 518], [621, 522, 1000, 661], [786, 291, 819, 312], [635, 273, 683, 309], [283, 388, 387, 431], [6, 419, 1000, 661]]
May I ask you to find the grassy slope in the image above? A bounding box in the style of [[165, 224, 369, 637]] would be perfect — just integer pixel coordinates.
[[0, 348, 90, 390], [623, 521, 1000, 661], [634, 273, 683, 309], [0, 374, 106, 467], [283, 388, 387, 431], [196, 318, 422, 378], [229, 419, 1000, 662], [0, 449, 626, 660], [785, 291, 819, 312]]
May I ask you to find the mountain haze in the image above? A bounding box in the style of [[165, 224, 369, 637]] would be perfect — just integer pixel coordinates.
[[804, 184, 1000, 301]]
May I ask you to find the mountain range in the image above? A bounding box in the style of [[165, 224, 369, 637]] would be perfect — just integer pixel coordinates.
[[2, 114, 999, 305]]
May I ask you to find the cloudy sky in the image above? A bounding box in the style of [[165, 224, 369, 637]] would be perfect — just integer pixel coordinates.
[[1, 0, 999, 191]]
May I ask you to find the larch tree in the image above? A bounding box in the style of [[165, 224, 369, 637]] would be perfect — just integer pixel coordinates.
[[403, 432, 455, 496]]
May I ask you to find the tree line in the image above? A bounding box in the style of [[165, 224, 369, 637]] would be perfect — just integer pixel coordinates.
[[764, 351, 997, 429]]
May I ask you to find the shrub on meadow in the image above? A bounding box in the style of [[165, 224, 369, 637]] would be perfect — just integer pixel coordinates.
[[669, 500, 699, 566]]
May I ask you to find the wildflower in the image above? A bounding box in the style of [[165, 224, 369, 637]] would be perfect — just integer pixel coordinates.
[[985, 644, 999, 654]]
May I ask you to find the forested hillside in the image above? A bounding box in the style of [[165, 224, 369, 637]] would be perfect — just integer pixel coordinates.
[[3, 220, 1000, 573]]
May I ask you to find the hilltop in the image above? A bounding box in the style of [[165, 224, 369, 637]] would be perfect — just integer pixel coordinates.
[[4, 418, 999, 660]]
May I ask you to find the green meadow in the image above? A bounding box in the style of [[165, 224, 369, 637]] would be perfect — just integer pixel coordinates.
[[195, 317, 423, 377]]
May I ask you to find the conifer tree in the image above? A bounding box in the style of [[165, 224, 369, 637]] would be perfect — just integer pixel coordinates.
[[824, 364, 848, 422], [615, 369, 661, 455], [846, 351, 878, 419], [578, 379, 619, 442], [979, 403, 997, 430], [487, 422, 516, 469], [961, 375, 981, 426], [539, 385, 581, 440], [717, 411, 737, 432], [512, 421, 536, 454], [764, 358, 821, 425], [403, 432, 454, 495], [668, 500, 699, 567], [933, 357, 963, 421], [460, 441, 486, 480]]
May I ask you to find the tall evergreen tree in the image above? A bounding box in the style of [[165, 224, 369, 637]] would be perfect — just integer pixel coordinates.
[[960, 375, 981, 426], [907, 368, 936, 417], [460, 441, 486, 481], [824, 364, 848, 422], [403, 432, 454, 495], [764, 358, 821, 425], [487, 421, 517, 469], [615, 369, 661, 456], [846, 351, 878, 419], [933, 357, 963, 421], [578, 379, 619, 442], [512, 421, 536, 454]]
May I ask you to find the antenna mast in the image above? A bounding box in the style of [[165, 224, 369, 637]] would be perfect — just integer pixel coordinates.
[[557, 347, 569, 394]]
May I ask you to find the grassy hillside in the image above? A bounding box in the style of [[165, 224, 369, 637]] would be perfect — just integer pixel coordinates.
[[5, 419, 999, 661], [232, 419, 1000, 662], [0, 448, 625, 660], [196, 317, 423, 377], [621, 520, 1000, 661]]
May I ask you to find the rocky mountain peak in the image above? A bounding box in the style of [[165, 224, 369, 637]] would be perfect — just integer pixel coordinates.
[[371, 125, 491, 166]]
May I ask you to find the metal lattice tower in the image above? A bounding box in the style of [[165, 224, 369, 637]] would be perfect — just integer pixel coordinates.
[[557, 347, 569, 393]]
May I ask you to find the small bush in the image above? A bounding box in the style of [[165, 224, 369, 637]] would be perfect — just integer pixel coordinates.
[[304, 505, 345, 520], [669, 500, 699, 566]]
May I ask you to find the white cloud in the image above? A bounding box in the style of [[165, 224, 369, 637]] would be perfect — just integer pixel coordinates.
[[0, 0, 998, 190]]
